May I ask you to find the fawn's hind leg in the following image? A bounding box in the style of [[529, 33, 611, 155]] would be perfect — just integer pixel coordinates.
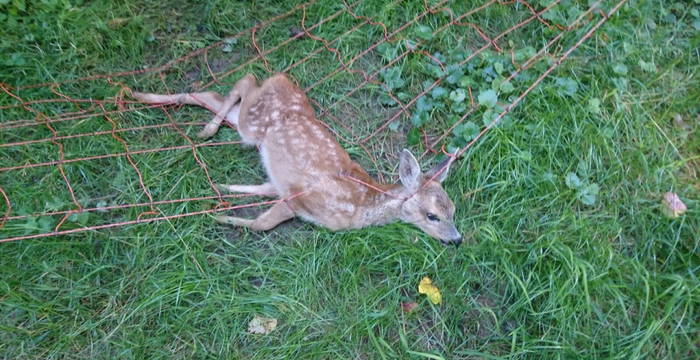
[[215, 201, 294, 231], [197, 74, 257, 138], [131, 74, 258, 138], [216, 182, 278, 197]]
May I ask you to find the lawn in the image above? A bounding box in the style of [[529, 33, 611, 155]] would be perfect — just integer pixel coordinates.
[[0, 0, 698, 358]]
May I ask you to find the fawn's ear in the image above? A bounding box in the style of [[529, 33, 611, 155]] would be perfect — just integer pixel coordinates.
[[425, 156, 454, 183], [399, 149, 421, 191]]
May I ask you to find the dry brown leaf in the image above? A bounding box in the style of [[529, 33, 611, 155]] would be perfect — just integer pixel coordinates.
[[107, 17, 130, 29], [662, 192, 687, 218], [248, 315, 278, 335], [401, 301, 419, 313], [672, 113, 691, 131]]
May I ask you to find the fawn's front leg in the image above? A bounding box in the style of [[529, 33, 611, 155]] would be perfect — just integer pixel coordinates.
[[215, 201, 294, 231]]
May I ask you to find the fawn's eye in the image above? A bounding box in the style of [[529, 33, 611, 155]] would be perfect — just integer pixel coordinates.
[[426, 213, 440, 222]]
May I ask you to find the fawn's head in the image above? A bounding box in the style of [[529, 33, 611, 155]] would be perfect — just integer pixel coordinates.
[[397, 149, 461, 246]]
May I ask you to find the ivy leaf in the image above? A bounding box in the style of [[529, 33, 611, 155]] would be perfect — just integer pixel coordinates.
[[426, 63, 446, 78], [612, 63, 628, 75], [449, 88, 466, 103], [514, 46, 537, 61], [415, 25, 433, 40], [397, 92, 411, 101], [587, 98, 601, 114], [565, 172, 583, 189], [578, 183, 599, 206], [45, 197, 65, 212], [69, 212, 90, 226], [431, 86, 448, 99], [221, 37, 237, 53], [378, 93, 397, 106], [555, 77, 578, 96], [380, 67, 406, 90], [477, 89, 498, 108], [377, 42, 398, 61], [415, 96, 434, 113], [459, 76, 474, 88], [499, 80, 515, 94], [446, 68, 464, 84], [693, 20, 700, 31], [451, 102, 467, 113], [411, 112, 429, 127], [453, 121, 480, 141], [38, 217, 54, 232], [482, 109, 498, 126], [493, 62, 504, 74], [481, 65, 496, 82], [388, 121, 401, 132]]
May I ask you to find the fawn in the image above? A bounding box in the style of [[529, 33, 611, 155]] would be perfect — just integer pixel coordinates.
[[133, 73, 462, 245]]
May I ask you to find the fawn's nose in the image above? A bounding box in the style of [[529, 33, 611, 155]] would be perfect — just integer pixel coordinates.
[[448, 227, 462, 247]]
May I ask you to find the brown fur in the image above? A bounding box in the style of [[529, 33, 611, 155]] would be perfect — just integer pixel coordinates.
[[132, 73, 461, 244]]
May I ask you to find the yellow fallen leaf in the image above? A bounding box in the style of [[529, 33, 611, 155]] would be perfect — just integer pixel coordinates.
[[248, 315, 278, 334], [418, 276, 442, 305]]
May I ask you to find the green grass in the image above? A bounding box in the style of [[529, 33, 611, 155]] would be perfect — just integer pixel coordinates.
[[1, 0, 698, 358]]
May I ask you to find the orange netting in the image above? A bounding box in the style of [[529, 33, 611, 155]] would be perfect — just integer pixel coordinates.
[[0, 0, 627, 242]]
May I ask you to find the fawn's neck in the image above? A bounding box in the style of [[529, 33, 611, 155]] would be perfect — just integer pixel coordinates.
[[356, 183, 411, 227]]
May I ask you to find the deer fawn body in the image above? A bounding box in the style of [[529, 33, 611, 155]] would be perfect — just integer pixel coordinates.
[[133, 73, 462, 245]]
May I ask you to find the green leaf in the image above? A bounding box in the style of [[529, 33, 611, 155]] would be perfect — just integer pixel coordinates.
[[454, 121, 480, 141], [415, 25, 433, 40], [407, 127, 421, 146], [451, 102, 467, 114], [411, 112, 429, 127], [459, 76, 473, 88], [221, 37, 237, 53], [565, 172, 583, 189], [415, 96, 434, 113], [38, 217, 54, 232], [449, 89, 466, 103], [426, 63, 446, 78], [477, 89, 498, 108], [378, 93, 397, 106], [482, 109, 498, 126], [493, 62, 504, 74], [693, 19, 700, 31], [555, 77, 578, 96], [380, 67, 406, 90], [587, 98, 601, 114], [578, 183, 599, 206], [377, 42, 398, 61], [388, 121, 400, 132], [12, 0, 26, 11], [499, 80, 514, 94], [612, 63, 628, 75], [446, 68, 464, 84], [431, 86, 448, 99], [45, 198, 64, 212]]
